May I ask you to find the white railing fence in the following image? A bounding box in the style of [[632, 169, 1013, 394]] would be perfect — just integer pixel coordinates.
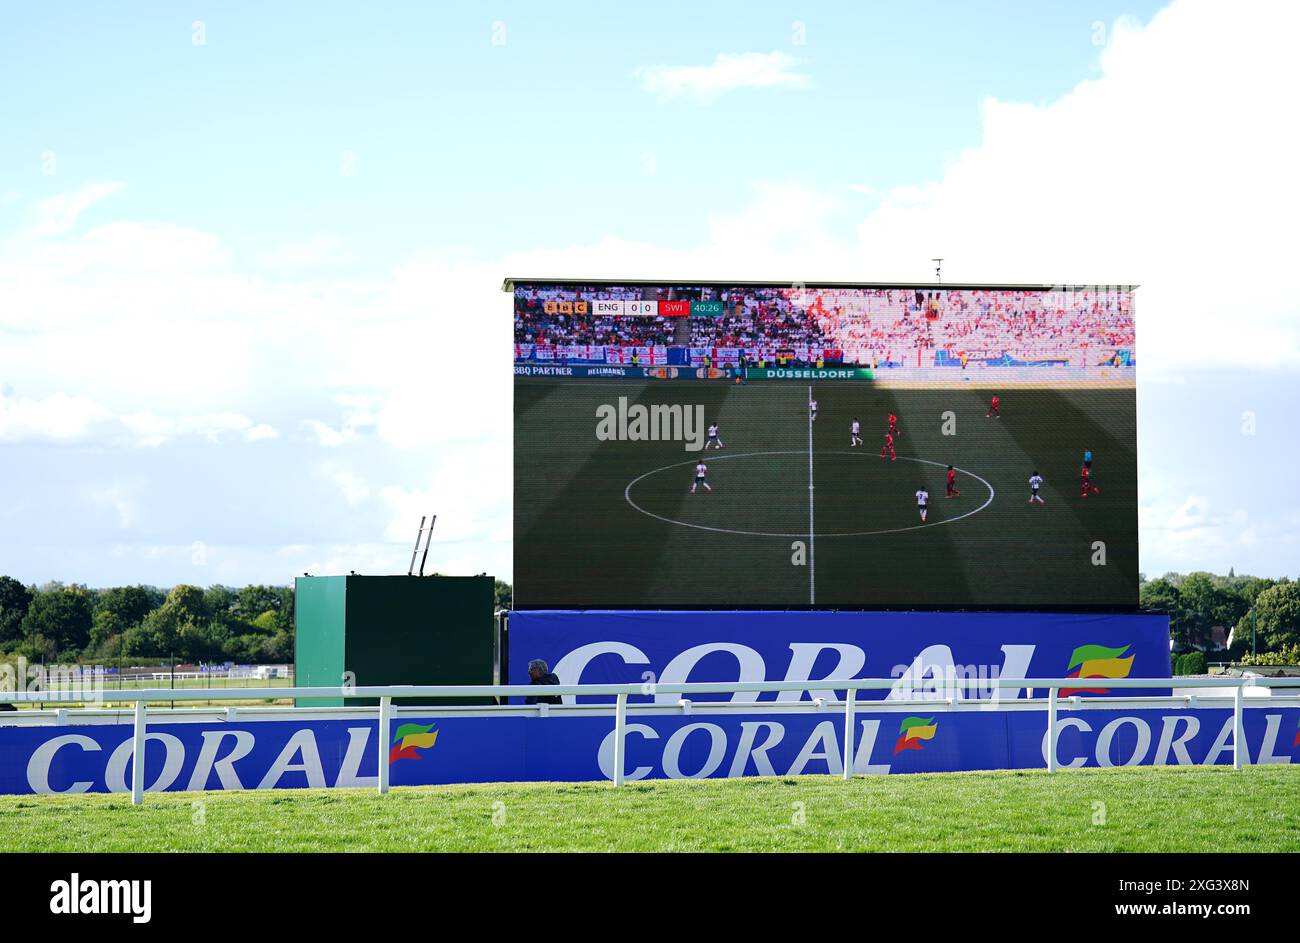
[[2, 675, 1297, 805]]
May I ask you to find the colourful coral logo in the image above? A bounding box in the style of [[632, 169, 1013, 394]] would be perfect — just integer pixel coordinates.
[[1293, 720, 1299, 749], [894, 716, 937, 754], [1061, 643, 1134, 696], [390, 722, 438, 763]]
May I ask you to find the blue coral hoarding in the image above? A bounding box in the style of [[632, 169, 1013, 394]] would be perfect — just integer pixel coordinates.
[[505, 610, 1173, 702], [2, 704, 1297, 795], [0, 609, 1194, 794]]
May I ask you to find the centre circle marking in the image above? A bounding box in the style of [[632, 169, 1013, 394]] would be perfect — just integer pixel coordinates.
[[624, 450, 996, 538]]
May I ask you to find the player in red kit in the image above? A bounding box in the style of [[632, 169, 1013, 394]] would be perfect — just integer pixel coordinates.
[[1081, 465, 1100, 497], [946, 465, 960, 498], [880, 432, 896, 461], [888, 412, 899, 437], [986, 394, 1001, 418]]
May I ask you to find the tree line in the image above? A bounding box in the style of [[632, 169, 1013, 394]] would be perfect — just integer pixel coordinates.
[[0, 571, 1293, 666], [1141, 570, 1299, 664], [0, 579, 294, 665], [0, 576, 515, 667]]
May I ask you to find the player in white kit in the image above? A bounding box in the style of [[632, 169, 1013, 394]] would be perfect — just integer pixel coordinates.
[[850, 417, 862, 447], [690, 461, 711, 493], [809, 398, 818, 422], [1028, 471, 1045, 505], [916, 487, 929, 522], [706, 422, 724, 449]]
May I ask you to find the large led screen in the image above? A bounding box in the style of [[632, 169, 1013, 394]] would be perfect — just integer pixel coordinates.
[[512, 281, 1137, 608]]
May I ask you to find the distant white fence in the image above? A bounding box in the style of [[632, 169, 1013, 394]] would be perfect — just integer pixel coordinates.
[[3, 675, 1298, 805], [144, 666, 292, 682]]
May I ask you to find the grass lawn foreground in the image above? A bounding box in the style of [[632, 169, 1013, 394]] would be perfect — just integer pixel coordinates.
[[1, 765, 1295, 853]]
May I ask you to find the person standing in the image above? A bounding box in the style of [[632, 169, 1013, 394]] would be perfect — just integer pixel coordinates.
[[1028, 471, 1046, 505], [690, 460, 711, 494], [525, 659, 562, 705], [1081, 465, 1100, 498]]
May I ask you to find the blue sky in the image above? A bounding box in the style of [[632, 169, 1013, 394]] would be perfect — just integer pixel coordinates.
[[2, 2, 1164, 259], [2, 0, 1298, 587]]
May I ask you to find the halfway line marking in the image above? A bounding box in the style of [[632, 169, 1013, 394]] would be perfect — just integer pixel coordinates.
[[808, 384, 815, 604]]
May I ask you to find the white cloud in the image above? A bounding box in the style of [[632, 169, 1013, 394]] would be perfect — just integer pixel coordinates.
[[245, 423, 279, 442], [27, 182, 124, 239], [303, 420, 356, 448], [258, 233, 344, 270], [1139, 490, 1277, 574], [296, 543, 408, 577], [703, 182, 848, 268], [0, 387, 274, 447], [0, 389, 111, 442], [302, 395, 382, 447], [120, 411, 261, 447], [87, 484, 137, 529], [1140, 493, 1217, 569], [1167, 495, 1211, 532], [332, 469, 371, 506], [499, 190, 857, 285], [635, 51, 811, 103]]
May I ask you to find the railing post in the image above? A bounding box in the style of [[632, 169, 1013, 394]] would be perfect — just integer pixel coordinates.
[[1047, 685, 1058, 773], [378, 695, 392, 794], [613, 692, 627, 787], [1232, 683, 1245, 770], [131, 699, 146, 806], [842, 687, 856, 780]]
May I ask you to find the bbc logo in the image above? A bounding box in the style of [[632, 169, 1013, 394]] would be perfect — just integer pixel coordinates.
[[543, 300, 589, 315]]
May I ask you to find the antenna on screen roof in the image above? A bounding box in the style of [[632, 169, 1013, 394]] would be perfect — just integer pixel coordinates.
[[408, 514, 437, 576], [932, 258, 944, 284]]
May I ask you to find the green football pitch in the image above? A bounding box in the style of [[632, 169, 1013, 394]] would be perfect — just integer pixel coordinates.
[[515, 378, 1137, 608]]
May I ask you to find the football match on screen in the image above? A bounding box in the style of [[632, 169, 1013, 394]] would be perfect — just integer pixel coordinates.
[[513, 282, 1137, 608]]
